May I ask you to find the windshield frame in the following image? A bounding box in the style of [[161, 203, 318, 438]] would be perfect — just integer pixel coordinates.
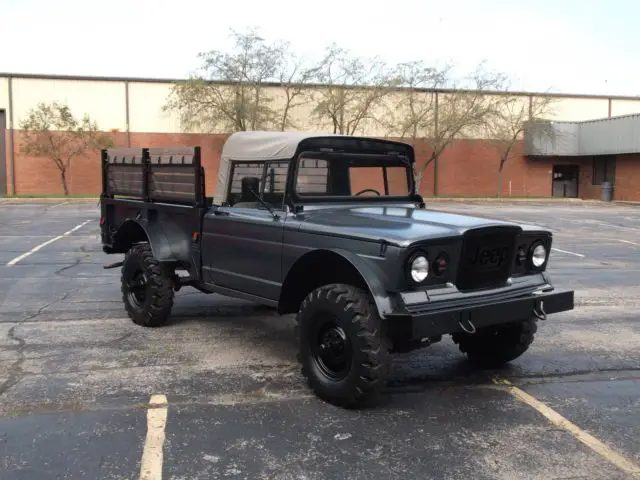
[[289, 150, 417, 205]]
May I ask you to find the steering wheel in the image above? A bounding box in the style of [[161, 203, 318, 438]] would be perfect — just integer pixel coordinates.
[[354, 188, 381, 196]]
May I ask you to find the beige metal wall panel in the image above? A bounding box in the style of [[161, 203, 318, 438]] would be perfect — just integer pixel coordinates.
[[7, 74, 640, 139], [610, 99, 640, 117], [11, 77, 126, 131], [546, 96, 609, 121], [128, 81, 182, 133], [374, 90, 437, 139], [280, 85, 337, 134], [0, 77, 9, 116]]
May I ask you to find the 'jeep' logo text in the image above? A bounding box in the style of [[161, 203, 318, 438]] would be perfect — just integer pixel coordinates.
[[468, 245, 510, 267]]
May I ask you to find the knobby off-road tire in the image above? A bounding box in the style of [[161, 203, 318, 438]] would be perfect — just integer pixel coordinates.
[[295, 283, 391, 408], [121, 243, 175, 327], [451, 317, 538, 368]]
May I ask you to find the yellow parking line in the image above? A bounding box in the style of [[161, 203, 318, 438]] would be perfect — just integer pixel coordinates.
[[139, 394, 169, 480], [494, 378, 640, 478]]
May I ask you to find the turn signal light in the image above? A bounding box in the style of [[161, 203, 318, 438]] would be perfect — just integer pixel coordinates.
[[433, 253, 449, 275]]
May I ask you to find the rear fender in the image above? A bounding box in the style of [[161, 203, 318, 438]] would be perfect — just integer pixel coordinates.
[[115, 219, 191, 264]]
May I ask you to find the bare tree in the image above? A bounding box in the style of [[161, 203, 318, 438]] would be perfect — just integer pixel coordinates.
[[420, 64, 509, 195], [308, 44, 397, 135], [163, 28, 286, 133], [382, 61, 450, 190], [486, 94, 557, 196], [387, 62, 508, 194], [276, 51, 321, 131], [19, 101, 113, 196], [385, 61, 449, 139]]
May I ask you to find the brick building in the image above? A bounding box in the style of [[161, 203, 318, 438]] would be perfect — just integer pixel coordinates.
[[2, 72, 640, 200], [523, 114, 640, 202]]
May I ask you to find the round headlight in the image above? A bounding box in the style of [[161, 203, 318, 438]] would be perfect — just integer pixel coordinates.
[[410, 255, 429, 282], [531, 244, 547, 267]]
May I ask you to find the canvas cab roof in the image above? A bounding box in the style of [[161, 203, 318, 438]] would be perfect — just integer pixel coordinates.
[[213, 131, 414, 203], [220, 131, 354, 161]]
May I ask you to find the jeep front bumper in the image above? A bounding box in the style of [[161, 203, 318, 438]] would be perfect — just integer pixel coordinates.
[[384, 286, 574, 341]]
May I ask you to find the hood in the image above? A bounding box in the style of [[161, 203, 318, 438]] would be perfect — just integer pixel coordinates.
[[295, 205, 528, 247]]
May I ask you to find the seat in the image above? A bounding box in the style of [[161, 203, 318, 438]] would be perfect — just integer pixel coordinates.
[[232, 176, 260, 208]]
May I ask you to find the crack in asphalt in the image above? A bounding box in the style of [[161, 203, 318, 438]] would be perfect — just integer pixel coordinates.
[[0, 335, 136, 351], [2, 369, 638, 418], [0, 289, 78, 397], [54, 257, 82, 275]]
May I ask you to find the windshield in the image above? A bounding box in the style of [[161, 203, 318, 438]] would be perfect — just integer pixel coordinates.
[[294, 154, 413, 199]]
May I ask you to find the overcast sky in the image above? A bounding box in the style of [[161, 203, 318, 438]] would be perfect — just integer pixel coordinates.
[[1, 0, 638, 96]]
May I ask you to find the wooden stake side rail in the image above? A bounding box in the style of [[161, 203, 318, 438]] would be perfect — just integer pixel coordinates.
[[101, 146, 205, 206]]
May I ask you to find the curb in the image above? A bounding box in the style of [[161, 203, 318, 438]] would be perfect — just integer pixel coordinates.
[[1, 197, 637, 207], [0, 198, 98, 204]]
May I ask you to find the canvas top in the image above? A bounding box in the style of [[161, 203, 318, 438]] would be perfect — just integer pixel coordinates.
[[213, 131, 413, 203], [219, 131, 353, 161]]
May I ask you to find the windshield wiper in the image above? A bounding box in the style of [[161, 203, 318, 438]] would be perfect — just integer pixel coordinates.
[[248, 188, 280, 220]]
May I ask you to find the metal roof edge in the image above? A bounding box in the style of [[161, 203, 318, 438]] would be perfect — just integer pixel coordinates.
[[2, 72, 640, 101]]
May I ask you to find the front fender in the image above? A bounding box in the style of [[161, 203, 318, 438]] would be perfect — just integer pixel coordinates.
[[328, 248, 395, 318]]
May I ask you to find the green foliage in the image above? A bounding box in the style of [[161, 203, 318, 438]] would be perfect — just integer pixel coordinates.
[[19, 101, 114, 196]]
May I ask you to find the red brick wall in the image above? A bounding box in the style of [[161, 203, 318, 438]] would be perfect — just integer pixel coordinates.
[[6, 130, 639, 200], [540, 156, 601, 200], [538, 155, 640, 201], [615, 154, 640, 201], [416, 139, 559, 197], [7, 131, 228, 196]]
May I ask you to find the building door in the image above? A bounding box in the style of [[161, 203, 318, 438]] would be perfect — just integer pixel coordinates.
[[0, 110, 6, 197], [552, 165, 579, 198]]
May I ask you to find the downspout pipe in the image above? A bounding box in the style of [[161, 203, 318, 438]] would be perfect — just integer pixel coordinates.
[[8, 76, 16, 196]]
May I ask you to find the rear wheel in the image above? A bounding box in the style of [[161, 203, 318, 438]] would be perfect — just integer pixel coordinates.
[[451, 318, 537, 368], [121, 243, 175, 327], [296, 283, 391, 408]]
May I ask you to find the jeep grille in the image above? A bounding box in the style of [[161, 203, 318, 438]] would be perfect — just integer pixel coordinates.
[[456, 226, 519, 291]]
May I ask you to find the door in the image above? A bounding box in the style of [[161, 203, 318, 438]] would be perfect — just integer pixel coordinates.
[[201, 207, 286, 301], [200, 159, 289, 302], [552, 165, 579, 198], [0, 110, 6, 197]]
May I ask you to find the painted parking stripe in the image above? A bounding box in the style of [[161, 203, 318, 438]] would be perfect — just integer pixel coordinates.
[[139, 394, 169, 480], [619, 239, 640, 246], [551, 247, 585, 258], [494, 378, 640, 478], [5, 219, 92, 266]]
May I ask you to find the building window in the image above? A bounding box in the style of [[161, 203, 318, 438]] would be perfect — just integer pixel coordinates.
[[592, 156, 616, 185]]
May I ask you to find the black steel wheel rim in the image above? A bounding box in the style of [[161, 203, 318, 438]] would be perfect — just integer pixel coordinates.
[[127, 270, 148, 308], [310, 315, 353, 381]]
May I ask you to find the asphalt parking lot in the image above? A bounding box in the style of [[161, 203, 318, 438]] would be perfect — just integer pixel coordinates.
[[1, 199, 639, 480]]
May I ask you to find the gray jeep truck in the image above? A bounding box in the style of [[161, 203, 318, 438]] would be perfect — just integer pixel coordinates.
[[99, 131, 574, 408]]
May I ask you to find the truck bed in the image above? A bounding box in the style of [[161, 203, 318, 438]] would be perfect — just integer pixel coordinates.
[[99, 146, 211, 280]]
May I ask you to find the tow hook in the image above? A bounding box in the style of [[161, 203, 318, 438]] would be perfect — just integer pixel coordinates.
[[458, 317, 477, 334], [533, 300, 547, 321]]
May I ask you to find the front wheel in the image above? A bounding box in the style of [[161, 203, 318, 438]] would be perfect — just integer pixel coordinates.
[[296, 283, 391, 408], [121, 243, 175, 327], [451, 317, 538, 368]]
